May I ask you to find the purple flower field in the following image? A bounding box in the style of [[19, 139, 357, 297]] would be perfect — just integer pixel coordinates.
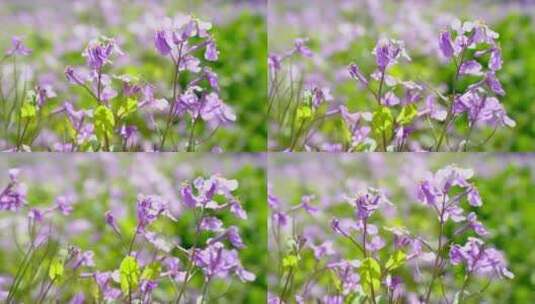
[[0, 153, 267, 303], [1, 0, 535, 303], [268, 153, 535, 303]]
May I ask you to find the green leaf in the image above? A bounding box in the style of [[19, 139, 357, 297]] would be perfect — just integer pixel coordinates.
[[141, 262, 161, 280], [385, 250, 406, 271], [282, 254, 299, 268], [48, 257, 64, 281], [359, 257, 381, 297], [119, 256, 140, 295], [117, 97, 138, 118], [296, 105, 313, 122], [20, 102, 37, 118], [371, 106, 393, 139], [396, 104, 418, 125], [93, 105, 115, 142]]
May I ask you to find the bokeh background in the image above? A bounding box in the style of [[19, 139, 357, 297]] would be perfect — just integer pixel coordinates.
[[0, 0, 267, 151], [269, 153, 535, 303], [0, 153, 267, 303], [269, 0, 535, 151]]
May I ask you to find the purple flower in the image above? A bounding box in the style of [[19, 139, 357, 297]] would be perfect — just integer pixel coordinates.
[[200, 93, 236, 124], [272, 211, 288, 227], [226, 226, 245, 249], [136, 195, 174, 231], [385, 276, 404, 301], [204, 68, 220, 91], [382, 91, 400, 106], [322, 295, 343, 304], [72, 250, 95, 269], [311, 87, 333, 108], [352, 189, 384, 220], [478, 97, 515, 128], [450, 238, 513, 279], [294, 38, 313, 57], [192, 242, 236, 281], [65, 67, 88, 85], [299, 195, 319, 214], [154, 30, 173, 56], [140, 280, 158, 295], [348, 63, 368, 86], [373, 38, 409, 71], [485, 72, 505, 96], [28, 208, 44, 222], [180, 184, 198, 208], [459, 60, 483, 76], [200, 216, 224, 232], [467, 212, 488, 236], [93, 272, 121, 300], [229, 199, 247, 219], [311, 241, 335, 260], [6, 36, 31, 56], [82, 38, 122, 70], [268, 54, 282, 73], [0, 174, 26, 212], [205, 41, 219, 61], [56, 195, 74, 215], [105, 210, 121, 234], [467, 186, 482, 207], [438, 31, 454, 59], [489, 48, 503, 71], [330, 218, 348, 237], [328, 260, 361, 293], [268, 185, 280, 209]]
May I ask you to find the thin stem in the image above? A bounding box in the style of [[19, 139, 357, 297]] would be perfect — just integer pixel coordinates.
[[363, 219, 377, 304], [175, 207, 205, 303], [435, 49, 466, 151], [458, 273, 471, 303], [424, 195, 447, 303], [376, 70, 388, 152], [186, 116, 199, 152], [279, 267, 295, 301], [6, 245, 35, 303], [36, 278, 56, 304], [200, 279, 211, 304], [160, 47, 183, 150]]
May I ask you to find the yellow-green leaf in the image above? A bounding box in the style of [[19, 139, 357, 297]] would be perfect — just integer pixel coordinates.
[[119, 256, 140, 295], [94, 105, 115, 142], [385, 250, 406, 271], [371, 106, 393, 139], [296, 106, 313, 122], [396, 104, 418, 125], [117, 97, 138, 118], [20, 102, 37, 118], [49, 257, 64, 281], [141, 262, 161, 280], [282, 255, 299, 268], [359, 257, 381, 297]]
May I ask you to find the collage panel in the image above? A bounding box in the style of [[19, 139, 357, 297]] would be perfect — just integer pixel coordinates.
[[0, 153, 267, 303], [268, 0, 535, 152], [0, 0, 267, 152], [268, 153, 535, 303]]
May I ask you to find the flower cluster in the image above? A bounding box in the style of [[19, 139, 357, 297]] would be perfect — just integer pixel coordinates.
[[269, 164, 513, 303], [269, 19, 515, 152], [0, 169, 254, 303], [154, 16, 236, 151]]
